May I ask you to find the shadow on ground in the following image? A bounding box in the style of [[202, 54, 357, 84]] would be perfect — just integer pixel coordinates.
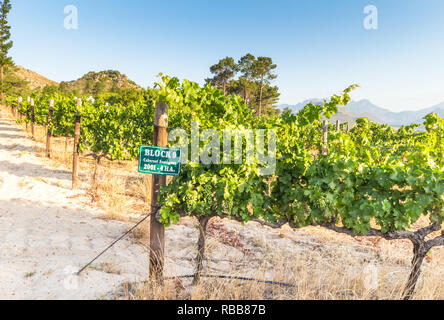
[[0, 160, 71, 180], [0, 143, 36, 153], [0, 126, 22, 133], [0, 133, 26, 140]]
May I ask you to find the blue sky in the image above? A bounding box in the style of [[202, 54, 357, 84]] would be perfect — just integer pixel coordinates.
[[8, 0, 444, 111]]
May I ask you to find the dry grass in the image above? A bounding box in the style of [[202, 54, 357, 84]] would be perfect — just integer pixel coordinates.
[[2, 106, 442, 300], [120, 216, 443, 300], [94, 172, 128, 219], [134, 175, 153, 206], [125, 239, 443, 300], [124, 222, 443, 300]]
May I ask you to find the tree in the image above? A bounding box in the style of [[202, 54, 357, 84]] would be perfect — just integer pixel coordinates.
[[237, 54, 256, 105], [251, 57, 277, 116], [226, 77, 257, 108], [39, 84, 59, 96], [92, 81, 106, 96], [0, 0, 13, 103], [206, 57, 236, 95], [84, 79, 94, 94], [250, 84, 280, 116], [4, 66, 30, 97], [206, 54, 280, 116], [59, 81, 69, 94], [110, 82, 121, 93]]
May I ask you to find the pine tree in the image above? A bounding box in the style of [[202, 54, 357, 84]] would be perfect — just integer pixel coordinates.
[[237, 54, 256, 105], [250, 84, 280, 116], [0, 0, 12, 103], [251, 57, 277, 116], [206, 54, 280, 116], [206, 57, 236, 95]]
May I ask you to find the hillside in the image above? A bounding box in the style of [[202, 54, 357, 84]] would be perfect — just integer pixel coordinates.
[[4, 67, 141, 97], [12, 65, 58, 91], [61, 70, 141, 94]]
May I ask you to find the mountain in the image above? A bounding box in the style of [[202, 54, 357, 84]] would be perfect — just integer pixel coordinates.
[[12, 65, 58, 90], [413, 101, 444, 122], [347, 100, 444, 126], [278, 99, 444, 126], [278, 99, 384, 125], [330, 107, 384, 125], [60, 70, 141, 94], [279, 99, 324, 114]]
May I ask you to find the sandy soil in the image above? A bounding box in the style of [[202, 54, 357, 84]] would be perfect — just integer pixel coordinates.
[[0, 116, 149, 299]]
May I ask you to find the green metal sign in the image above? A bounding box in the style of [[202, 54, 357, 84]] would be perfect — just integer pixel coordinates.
[[138, 145, 182, 176]]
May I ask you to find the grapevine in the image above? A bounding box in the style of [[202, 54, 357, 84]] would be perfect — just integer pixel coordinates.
[[5, 76, 443, 300]]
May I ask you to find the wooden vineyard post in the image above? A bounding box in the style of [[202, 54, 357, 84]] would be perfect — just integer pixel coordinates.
[[72, 100, 82, 189], [346, 123, 350, 133], [26, 97, 30, 132], [30, 98, 35, 139], [17, 97, 22, 120], [149, 102, 168, 282], [46, 99, 54, 158], [322, 120, 328, 155], [8, 98, 13, 116], [335, 120, 340, 132]]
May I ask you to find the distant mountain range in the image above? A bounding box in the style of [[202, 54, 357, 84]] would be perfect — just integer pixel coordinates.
[[278, 99, 444, 126], [10, 66, 444, 126]]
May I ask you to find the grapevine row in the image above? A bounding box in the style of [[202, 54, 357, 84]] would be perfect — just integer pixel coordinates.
[[5, 76, 443, 299]]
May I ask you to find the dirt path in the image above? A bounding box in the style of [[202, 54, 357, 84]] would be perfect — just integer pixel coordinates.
[[0, 115, 148, 299]]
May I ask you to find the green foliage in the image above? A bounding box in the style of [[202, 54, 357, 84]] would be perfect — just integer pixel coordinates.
[[81, 96, 154, 159], [4, 67, 31, 97], [250, 56, 277, 115], [158, 83, 443, 237], [59, 70, 141, 96], [206, 57, 236, 95], [0, 0, 13, 99], [0, 0, 12, 68], [7, 78, 443, 238], [207, 54, 281, 116]]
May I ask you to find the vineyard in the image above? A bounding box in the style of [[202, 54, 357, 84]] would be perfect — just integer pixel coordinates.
[[4, 75, 444, 300]]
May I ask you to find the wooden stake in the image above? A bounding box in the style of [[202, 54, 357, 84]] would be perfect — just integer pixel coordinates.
[[322, 120, 328, 155], [18, 97, 22, 120], [30, 98, 35, 139], [335, 120, 340, 132], [149, 102, 168, 282], [46, 100, 54, 158], [26, 97, 30, 132], [10, 100, 13, 115], [72, 100, 82, 189]]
